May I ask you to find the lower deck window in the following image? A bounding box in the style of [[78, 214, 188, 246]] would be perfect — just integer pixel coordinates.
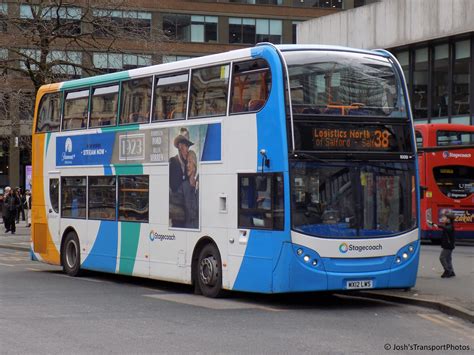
[[88, 176, 116, 220], [61, 177, 87, 219], [118, 176, 149, 222]]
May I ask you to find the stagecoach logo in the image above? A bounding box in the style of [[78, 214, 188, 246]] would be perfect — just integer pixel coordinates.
[[62, 137, 75, 162], [149, 230, 176, 242], [339, 243, 349, 253], [339, 242, 383, 254], [443, 151, 472, 159]]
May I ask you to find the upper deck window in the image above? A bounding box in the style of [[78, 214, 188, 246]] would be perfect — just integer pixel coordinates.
[[120, 77, 152, 125], [284, 51, 406, 118], [436, 130, 474, 146], [153, 72, 188, 121], [189, 64, 229, 118], [90, 85, 118, 128], [231, 59, 272, 114], [36, 92, 61, 133], [63, 89, 89, 130]]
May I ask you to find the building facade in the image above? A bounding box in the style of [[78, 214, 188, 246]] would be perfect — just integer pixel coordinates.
[[297, 0, 474, 127], [0, 0, 376, 188]]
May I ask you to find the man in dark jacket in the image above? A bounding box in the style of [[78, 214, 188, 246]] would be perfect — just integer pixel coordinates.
[[2, 186, 11, 232], [4, 187, 20, 234], [429, 212, 456, 278]]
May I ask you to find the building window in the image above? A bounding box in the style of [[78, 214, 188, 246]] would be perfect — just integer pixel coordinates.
[[120, 77, 153, 125], [432, 44, 449, 118], [90, 85, 119, 128], [0, 48, 7, 60], [19, 92, 34, 121], [19, 4, 81, 34], [19, 49, 82, 76], [292, 21, 303, 44], [453, 40, 470, 120], [88, 176, 116, 221], [413, 47, 428, 120], [118, 175, 149, 222], [163, 14, 218, 43], [162, 55, 194, 63], [189, 64, 230, 118], [396, 51, 409, 82], [93, 53, 151, 72], [153, 72, 189, 121], [256, 19, 282, 44], [292, 0, 343, 8], [61, 177, 87, 219], [230, 0, 283, 4], [0, 3, 7, 32], [92, 9, 152, 37], [229, 18, 256, 44]]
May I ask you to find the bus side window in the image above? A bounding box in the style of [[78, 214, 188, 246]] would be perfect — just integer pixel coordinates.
[[36, 93, 61, 133], [90, 85, 119, 128], [49, 179, 59, 213], [63, 90, 89, 131], [118, 175, 149, 222], [415, 131, 423, 149], [152, 72, 189, 121], [238, 173, 284, 230], [120, 77, 152, 125], [189, 64, 229, 118], [61, 177, 87, 219], [231, 59, 272, 114]]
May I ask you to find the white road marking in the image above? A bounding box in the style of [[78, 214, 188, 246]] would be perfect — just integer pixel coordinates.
[[143, 293, 283, 312]]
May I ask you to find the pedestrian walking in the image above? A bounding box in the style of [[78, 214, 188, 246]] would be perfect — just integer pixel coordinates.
[[428, 212, 456, 278], [17, 188, 26, 223], [4, 187, 20, 234]]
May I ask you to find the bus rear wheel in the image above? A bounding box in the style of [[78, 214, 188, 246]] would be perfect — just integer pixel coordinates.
[[61, 231, 81, 276], [196, 243, 224, 298]]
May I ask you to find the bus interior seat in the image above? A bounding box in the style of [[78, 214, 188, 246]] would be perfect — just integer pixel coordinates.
[[248, 99, 265, 111], [302, 107, 321, 114]]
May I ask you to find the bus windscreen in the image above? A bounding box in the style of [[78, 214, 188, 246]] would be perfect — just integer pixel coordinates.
[[285, 51, 406, 118]]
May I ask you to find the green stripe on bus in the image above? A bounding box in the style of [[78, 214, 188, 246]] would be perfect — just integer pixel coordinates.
[[119, 222, 141, 275], [45, 132, 51, 153], [114, 164, 143, 175], [101, 124, 140, 133], [61, 71, 130, 91]]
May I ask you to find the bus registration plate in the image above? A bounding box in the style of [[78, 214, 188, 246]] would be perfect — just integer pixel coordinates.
[[346, 280, 373, 289]]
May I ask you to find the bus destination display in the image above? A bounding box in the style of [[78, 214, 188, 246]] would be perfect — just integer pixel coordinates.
[[312, 127, 393, 150]]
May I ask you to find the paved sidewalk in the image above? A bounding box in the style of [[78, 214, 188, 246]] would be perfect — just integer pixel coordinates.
[[0, 227, 472, 321]]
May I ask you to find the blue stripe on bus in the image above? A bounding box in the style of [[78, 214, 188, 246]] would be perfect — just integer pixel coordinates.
[[233, 46, 292, 293], [201, 123, 222, 161], [82, 221, 119, 273]]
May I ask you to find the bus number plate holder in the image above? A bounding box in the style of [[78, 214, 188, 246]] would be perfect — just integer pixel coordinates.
[[346, 280, 373, 289]]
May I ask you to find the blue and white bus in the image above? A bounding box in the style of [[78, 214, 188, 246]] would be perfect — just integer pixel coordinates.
[[31, 44, 420, 297]]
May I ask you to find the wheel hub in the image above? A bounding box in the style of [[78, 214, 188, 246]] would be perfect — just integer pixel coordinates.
[[199, 256, 218, 286], [65, 240, 77, 268]]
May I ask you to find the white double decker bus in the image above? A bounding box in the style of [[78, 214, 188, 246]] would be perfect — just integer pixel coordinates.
[[31, 44, 420, 297]]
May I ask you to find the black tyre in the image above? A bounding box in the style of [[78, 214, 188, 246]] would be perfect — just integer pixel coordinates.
[[61, 231, 81, 276], [196, 243, 224, 298]]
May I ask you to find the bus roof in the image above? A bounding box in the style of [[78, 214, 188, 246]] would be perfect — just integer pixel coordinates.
[[415, 123, 474, 132], [39, 44, 391, 93]]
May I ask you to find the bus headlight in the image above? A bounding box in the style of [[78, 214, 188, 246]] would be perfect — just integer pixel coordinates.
[[297, 248, 303, 256], [303, 255, 310, 263], [396, 257, 401, 264], [312, 260, 318, 267], [402, 252, 409, 259], [408, 245, 414, 253]]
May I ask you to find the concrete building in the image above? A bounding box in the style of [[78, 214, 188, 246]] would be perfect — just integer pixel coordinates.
[[298, 0, 474, 126], [0, 0, 376, 188]]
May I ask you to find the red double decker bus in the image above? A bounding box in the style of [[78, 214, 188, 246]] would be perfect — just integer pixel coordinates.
[[416, 124, 474, 241]]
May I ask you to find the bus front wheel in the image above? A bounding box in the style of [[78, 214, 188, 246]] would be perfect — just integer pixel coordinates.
[[61, 231, 81, 276], [196, 243, 223, 298]]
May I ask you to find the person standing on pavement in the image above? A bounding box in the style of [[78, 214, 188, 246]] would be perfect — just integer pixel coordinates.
[[2, 186, 11, 232], [17, 188, 26, 223], [5, 187, 20, 234], [428, 212, 456, 278], [25, 190, 31, 227]]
